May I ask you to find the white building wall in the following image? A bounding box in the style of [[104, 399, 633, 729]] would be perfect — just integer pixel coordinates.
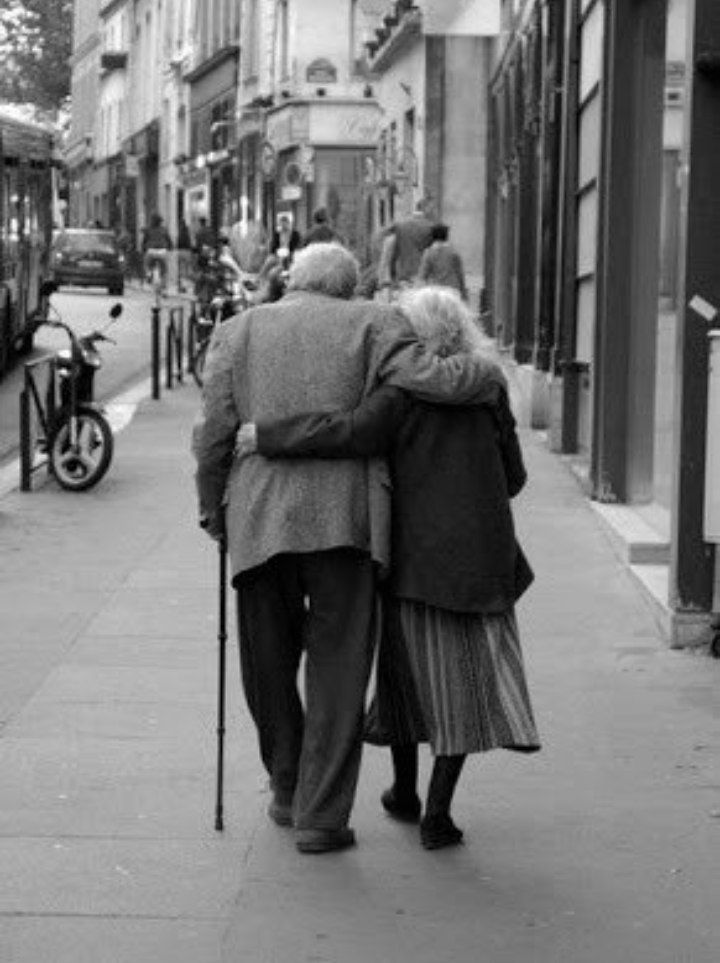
[[421, 0, 501, 35], [373, 39, 427, 219]]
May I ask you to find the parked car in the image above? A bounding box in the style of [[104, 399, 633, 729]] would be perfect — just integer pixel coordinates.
[[51, 229, 125, 295]]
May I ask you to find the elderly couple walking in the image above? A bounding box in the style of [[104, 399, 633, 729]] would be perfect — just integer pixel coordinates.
[[192, 243, 540, 855]]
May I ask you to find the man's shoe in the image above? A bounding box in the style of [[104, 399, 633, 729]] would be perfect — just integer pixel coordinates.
[[295, 827, 356, 854], [267, 798, 293, 827]]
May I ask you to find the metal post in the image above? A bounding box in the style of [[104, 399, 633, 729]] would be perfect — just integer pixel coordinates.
[[176, 308, 184, 385], [151, 304, 161, 400], [188, 303, 197, 374], [19, 386, 31, 492], [165, 322, 173, 389]]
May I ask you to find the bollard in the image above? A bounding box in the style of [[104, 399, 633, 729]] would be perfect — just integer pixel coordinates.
[[176, 307, 184, 385], [165, 323, 173, 390], [19, 388, 31, 492], [151, 304, 161, 400], [188, 303, 198, 374]]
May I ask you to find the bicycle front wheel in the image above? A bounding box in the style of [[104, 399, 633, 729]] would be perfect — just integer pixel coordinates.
[[49, 407, 114, 491]]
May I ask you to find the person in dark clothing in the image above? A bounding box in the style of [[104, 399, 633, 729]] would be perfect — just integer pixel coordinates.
[[303, 207, 340, 247], [236, 285, 540, 850], [417, 222, 468, 301], [177, 218, 193, 291], [270, 212, 302, 266], [194, 217, 217, 254], [388, 201, 435, 286], [142, 213, 173, 285]]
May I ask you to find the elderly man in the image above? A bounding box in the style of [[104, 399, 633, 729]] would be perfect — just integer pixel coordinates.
[[192, 243, 502, 854]]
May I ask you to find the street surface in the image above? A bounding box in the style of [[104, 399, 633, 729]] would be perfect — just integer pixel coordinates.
[[0, 377, 719, 962], [0, 284, 190, 464]]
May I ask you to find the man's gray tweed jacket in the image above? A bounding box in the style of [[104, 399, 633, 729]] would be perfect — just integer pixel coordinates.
[[192, 290, 500, 584]]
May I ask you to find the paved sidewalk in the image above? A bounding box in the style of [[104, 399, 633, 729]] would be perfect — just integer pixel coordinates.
[[1, 383, 719, 963]]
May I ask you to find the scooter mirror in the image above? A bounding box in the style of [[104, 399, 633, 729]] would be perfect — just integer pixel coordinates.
[[109, 303, 123, 319]]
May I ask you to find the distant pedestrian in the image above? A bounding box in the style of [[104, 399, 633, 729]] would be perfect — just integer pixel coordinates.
[[142, 213, 172, 286], [239, 285, 540, 850], [270, 212, 302, 268], [303, 207, 340, 247], [390, 200, 435, 286], [177, 218, 193, 292], [194, 217, 217, 255], [417, 223, 468, 301]]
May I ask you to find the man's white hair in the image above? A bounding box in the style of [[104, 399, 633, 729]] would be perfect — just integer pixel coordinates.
[[398, 286, 492, 357], [287, 242, 359, 300]]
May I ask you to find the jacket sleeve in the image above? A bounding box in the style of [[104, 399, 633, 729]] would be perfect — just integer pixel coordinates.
[[370, 310, 506, 405], [493, 388, 527, 498], [191, 324, 241, 524], [257, 387, 409, 459]]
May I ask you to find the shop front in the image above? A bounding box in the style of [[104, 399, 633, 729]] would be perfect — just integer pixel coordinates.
[[264, 99, 381, 257], [185, 46, 239, 236]]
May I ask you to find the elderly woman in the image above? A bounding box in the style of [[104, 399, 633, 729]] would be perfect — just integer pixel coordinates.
[[238, 286, 540, 850]]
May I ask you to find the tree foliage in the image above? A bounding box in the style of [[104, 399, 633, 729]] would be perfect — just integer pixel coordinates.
[[0, 0, 73, 113]]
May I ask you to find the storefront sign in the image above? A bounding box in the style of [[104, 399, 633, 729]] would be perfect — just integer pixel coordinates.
[[306, 58, 337, 84], [125, 154, 140, 178], [266, 105, 310, 151], [281, 184, 303, 202], [309, 103, 381, 146]]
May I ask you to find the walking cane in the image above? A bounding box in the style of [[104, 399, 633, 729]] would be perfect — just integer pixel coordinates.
[[214, 534, 228, 831]]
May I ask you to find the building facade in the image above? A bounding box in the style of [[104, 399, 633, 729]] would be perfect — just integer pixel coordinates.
[[66, 0, 101, 227], [485, 0, 720, 648], [365, 0, 500, 292]]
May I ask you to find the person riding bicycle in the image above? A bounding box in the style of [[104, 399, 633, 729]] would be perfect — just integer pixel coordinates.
[[142, 213, 173, 288]]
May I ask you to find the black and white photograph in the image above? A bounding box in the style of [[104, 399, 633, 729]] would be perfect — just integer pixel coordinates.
[[1, 1, 719, 960]]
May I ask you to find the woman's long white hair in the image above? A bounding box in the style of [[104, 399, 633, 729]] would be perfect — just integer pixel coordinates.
[[398, 285, 492, 357]]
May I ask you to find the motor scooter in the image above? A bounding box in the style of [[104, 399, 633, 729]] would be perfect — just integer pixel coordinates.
[[38, 284, 122, 491], [191, 246, 258, 387]]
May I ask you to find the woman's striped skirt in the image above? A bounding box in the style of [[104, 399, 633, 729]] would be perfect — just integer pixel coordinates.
[[366, 597, 540, 757]]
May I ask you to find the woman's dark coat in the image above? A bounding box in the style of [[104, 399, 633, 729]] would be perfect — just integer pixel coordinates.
[[257, 386, 533, 615]]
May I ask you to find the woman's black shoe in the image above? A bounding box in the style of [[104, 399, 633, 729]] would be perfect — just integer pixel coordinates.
[[420, 813, 464, 850], [381, 788, 422, 823]]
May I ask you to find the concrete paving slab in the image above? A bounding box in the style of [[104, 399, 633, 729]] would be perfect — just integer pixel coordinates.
[[13, 663, 218, 707], [0, 732, 261, 839], [0, 837, 244, 918], [2, 697, 245, 742], [83, 589, 217, 639], [65, 634, 217, 669], [0, 918, 226, 963]]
